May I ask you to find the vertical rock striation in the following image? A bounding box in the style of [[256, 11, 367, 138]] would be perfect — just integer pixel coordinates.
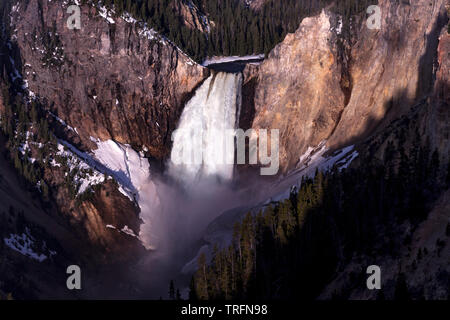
[[251, 0, 448, 173], [252, 11, 345, 171]]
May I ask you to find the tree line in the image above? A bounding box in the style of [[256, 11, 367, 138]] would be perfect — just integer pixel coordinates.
[[93, 0, 377, 62], [189, 129, 448, 300]]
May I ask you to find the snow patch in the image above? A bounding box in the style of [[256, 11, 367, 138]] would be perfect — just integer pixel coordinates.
[[98, 5, 115, 24], [265, 142, 359, 204], [49, 112, 76, 132], [91, 139, 161, 249], [202, 54, 265, 67], [52, 141, 106, 194], [4, 229, 56, 262]]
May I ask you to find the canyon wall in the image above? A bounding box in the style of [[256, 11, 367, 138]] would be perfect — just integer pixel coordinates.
[[252, 11, 345, 171], [11, 0, 208, 159], [1, 0, 210, 262], [252, 0, 448, 172]]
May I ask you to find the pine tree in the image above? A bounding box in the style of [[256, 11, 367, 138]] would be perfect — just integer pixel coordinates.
[[189, 277, 198, 301], [196, 253, 209, 300], [168, 280, 175, 300], [13, 152, 22, 174], [394, 273, 410, 300]]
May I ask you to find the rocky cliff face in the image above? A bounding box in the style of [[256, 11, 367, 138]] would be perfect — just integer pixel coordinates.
[[173, 0, 211, 33], [252, 11, 345, 171], [11, 0, 208, 159], [318, 28, 450, 296], [251, 0, 448, 173], [243, 0, 267, 10], [1, 0, 209, 264], [328, 0, 447, 149]]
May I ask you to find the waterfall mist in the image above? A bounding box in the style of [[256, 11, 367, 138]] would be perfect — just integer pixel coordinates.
[[134, 71, 254, 298]]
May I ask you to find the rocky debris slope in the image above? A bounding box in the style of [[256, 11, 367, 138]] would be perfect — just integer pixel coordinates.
[[11, 0, 208, 159], [251, 0, 448, 173]]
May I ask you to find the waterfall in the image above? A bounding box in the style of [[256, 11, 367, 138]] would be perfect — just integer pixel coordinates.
[[169, 72, 242, 186]]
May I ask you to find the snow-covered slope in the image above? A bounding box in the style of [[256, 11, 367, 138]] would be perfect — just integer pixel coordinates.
[[91, 139, 161, 249], [264, 141, 359, 203], [54, 137, 161, 249], [3, 228, 56, 262]]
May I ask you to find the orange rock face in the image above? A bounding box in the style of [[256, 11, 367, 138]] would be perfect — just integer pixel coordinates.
[[252, 11, 346, 171], [252, 0, 448, 173], [329, 0, 448, 149]]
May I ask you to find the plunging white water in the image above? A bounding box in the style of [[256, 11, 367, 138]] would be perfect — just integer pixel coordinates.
[[169, 72, 242, 186]]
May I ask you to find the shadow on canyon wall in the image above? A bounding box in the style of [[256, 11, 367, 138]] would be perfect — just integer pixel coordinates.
[[332, 3, 448, 153]]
